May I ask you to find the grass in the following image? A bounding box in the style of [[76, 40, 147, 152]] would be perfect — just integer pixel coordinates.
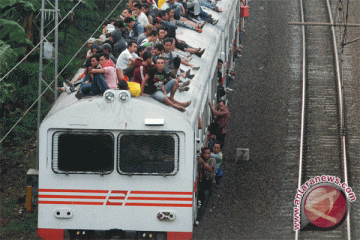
[[0, 137, 40, 240]]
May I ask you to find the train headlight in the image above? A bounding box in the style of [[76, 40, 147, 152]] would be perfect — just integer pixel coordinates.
[[104, 90, 115, 103], [118, 91, 131, 103]]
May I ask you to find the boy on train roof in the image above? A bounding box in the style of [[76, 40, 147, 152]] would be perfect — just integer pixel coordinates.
[[140, 57, 191, 112]]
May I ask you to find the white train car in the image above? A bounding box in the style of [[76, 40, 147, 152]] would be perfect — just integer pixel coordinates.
[[38, 0, 241, 239]]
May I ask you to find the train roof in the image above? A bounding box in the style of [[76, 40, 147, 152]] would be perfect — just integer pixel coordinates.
[[43, 0, 239, 128]]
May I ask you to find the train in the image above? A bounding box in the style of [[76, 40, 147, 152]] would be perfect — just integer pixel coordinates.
[[37, 0, 242, 239]]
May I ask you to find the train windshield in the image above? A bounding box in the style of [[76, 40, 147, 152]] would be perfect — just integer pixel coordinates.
[[118, 133, 179, 175], [52, 131, 114, 174]]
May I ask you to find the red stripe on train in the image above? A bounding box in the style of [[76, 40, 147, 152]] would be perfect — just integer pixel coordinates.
[[106, 201, 123, 206], [39, 201, 104, 205], [127, 197, 193, 201], [108, 196, 126, 200], [39, 189, 109, 193], [125, 203, 192, 207], [39, 195, 106, 199], [130, 191, 192, 195]]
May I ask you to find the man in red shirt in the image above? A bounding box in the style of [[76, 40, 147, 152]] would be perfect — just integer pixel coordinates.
[[208, 100, 230, 146]]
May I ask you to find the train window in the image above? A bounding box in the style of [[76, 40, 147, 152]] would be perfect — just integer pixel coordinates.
[[118, 133, 179, 175], [52, 131, 114, 174]]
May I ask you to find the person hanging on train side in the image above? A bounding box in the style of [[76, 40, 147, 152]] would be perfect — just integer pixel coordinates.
[[208, 100, 230, 146], [198, 147, 216, 205], [204, 122, 220, 150], [140, 57, 191, 112], [212, 141, 224, 186]]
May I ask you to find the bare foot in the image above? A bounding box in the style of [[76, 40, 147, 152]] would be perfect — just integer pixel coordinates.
[[174, 104, 186, 112], [179, 101, 191, 108]]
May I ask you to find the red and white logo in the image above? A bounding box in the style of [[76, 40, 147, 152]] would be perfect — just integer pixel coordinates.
[[303, 185, 347, 228]]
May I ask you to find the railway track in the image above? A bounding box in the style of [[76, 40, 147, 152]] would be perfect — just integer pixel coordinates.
[[295, 0, 351, 239]]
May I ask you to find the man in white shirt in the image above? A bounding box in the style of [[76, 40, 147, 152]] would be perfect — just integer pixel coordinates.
[[133, 3, 149, 27], [116, 40, 138, 78]]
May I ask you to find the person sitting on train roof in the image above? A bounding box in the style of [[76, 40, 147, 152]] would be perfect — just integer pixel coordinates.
[[57, 59, 92, 94], [75, 54, 110, 99], [86, 38, 96, 58], [136, 45, 147, 58], [208, 100, 230, 146], [185, 0, 218, 25], [184, 0, 201, 16], [161, 0, 185, 20], [153, 43, 165, 63], [200, 0, 222, 13], [133, 51, 155, 85], [137, 24, 154, 46], [108, 24, 128, 58], [198, 147, 216, 204], [118, 79, 130, 90], [133, 3, 150, 27], [152, 17, 162, 29], [123, 17, 145, 41], [140, 30, 159, 47], [100, 43, 117, 64], [163, 38, 195, 79], [158, 10, 205, 57], [86, 44, 100, 59], [141, 3, 156, 25], [156, 26, 167, 44], [121, 7, 137, 23], [157, 10, 177, 37], [93, 53, 118, 89], [116, 41, 139, 77], [168, 8, 203, 33], [140, 57, 191, 112], [128, 0, 158, 10]]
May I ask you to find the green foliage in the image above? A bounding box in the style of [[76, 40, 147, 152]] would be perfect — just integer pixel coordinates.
[[0, 19, 31, 45], [0, 19, 33, 75], [0, 82, 16, 102], [0, 0, 40, 20]]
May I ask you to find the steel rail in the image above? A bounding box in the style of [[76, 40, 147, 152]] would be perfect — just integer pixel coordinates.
[[325, 1, 351, 239], [295, 0, 350, 239], [295, 0, 306, 238]]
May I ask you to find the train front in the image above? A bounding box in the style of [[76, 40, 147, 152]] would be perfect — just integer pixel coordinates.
[[37, 90, 196, 240]]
